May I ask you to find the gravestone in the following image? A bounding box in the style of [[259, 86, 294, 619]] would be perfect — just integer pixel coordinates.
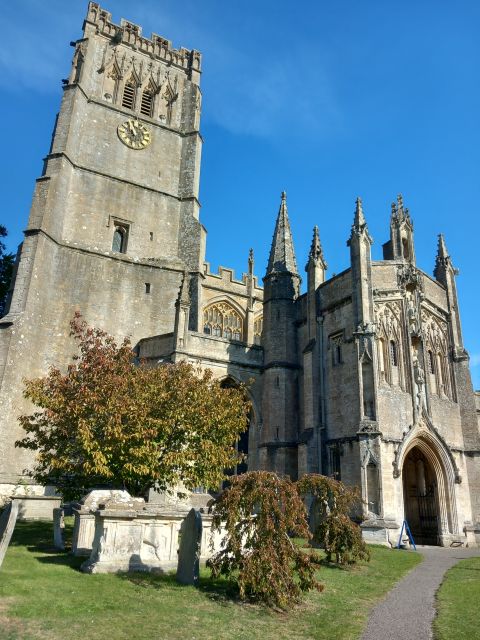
[[0, 500, 19, 570], [53, 507, 65, 550], [176, 508, 202, 586]]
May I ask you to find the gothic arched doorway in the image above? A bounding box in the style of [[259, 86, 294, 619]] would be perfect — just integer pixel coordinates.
[[402, 447, 440, 545]]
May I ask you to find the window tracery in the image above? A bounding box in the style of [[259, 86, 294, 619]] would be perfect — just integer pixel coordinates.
[[158, 75, 178, 125], [422, 310, 454, 400], [103, 66, 121, 103], [253, 315, 263, 345], [330, 332, 344, 366], [203, 302, 243, 341], [375, 301, 404, 388]]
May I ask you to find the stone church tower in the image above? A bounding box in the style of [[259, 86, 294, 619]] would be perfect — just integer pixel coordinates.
[[0, 3, 205, 487], [1, 3, 479, 548]]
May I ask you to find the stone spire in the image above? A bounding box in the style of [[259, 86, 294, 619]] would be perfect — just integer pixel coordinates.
[[266, 191, 299, 275], [306, 225, 327, 271]]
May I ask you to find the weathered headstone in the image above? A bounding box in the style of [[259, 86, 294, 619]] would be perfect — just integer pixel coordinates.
[[0, 500, 19, 570], [53, 507, 65, 550], [176, 508, 202, 586]]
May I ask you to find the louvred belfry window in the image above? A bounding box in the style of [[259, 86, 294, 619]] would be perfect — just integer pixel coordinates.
[[140, 85, 154, 117], [122, 78, 136, 110], [203, 302, 243, 341]]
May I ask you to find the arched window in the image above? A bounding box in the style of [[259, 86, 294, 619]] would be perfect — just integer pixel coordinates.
[[203, 302, 243, 341], [253, 315, 263, 345], [140, 83, 154, 117], [389, 340, 398, 367], [112, 225, 127, 253], [122, 77, 137, 110], [331, 334, 343, 366], [402, 237, 410, 260], [367, 462, 380, 515]]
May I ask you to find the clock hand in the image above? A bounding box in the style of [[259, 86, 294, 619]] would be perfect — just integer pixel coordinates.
[[128, 120, 136, 135]]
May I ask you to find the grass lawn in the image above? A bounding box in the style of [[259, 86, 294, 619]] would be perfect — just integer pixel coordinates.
[[0, 521, 421, 640], [434, 555, 480, 640]]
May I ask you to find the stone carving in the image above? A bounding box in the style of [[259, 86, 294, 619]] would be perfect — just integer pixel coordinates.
[[421, 308, 453, 399], [72, 490, 145, 557], [406, 292, 421, 336], [0, 500, 19, 571], [176, 508, 202, 586], [413, 356, 426, 413], [397, 263, 424, 293], [375, 301, 401, 338], [392, 416, 462, 484]]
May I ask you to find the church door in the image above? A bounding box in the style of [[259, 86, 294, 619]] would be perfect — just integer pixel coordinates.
[[403, 447, 440, 545]]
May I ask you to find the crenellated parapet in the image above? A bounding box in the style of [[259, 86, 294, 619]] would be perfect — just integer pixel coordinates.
[[84, 2, 201, 77]]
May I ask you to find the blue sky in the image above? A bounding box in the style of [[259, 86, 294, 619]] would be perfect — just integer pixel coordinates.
[[1, 1, 479, 388]]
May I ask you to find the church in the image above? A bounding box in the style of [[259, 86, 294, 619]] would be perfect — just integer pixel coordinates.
[[1, 2, 479, 547]]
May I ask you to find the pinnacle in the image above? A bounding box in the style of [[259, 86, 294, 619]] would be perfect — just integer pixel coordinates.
[[306, 225, 327, 270], [266, 192, 299, 275], [354, 197, 366, 228], [310, 226, 321, 258], [434, 233, 451, 281], [391, 193, 411, 225], [437, 233, 449, 258], [248, 248, 254, 274]]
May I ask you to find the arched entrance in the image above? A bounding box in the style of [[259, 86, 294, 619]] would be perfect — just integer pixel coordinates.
[[403, 447, 440, 545]]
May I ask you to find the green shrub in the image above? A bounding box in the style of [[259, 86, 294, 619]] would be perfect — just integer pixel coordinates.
[[296, 474, 370, 565], [207, 471, 323, 609]]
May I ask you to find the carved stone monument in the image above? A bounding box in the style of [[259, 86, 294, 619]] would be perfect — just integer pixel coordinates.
[[0, 500, 19, 570], [176, 508, 202, 586], [72, 489, 144, 556]]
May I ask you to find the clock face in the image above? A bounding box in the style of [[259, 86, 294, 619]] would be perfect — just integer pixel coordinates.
[[117, 119, 151, 150]]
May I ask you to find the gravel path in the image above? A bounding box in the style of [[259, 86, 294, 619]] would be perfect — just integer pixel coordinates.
[[361, 545, 480, 640]]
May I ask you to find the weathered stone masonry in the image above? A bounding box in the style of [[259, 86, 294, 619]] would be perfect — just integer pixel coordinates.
[[1, 3, 479, 546]]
